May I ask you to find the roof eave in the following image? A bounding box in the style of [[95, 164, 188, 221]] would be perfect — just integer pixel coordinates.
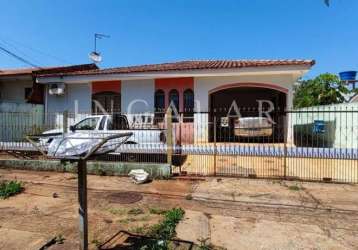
[[37, 64, 313, 84]]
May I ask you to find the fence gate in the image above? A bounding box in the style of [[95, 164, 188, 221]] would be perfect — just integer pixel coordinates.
[[176, 108, 358, 183]]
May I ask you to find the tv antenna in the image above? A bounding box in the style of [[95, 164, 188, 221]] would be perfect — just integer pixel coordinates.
[[89, 33, 110, 63]]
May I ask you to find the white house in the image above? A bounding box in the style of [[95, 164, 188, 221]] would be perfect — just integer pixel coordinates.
[[37, 60, 315, 143], [0, 64, 98, 105]]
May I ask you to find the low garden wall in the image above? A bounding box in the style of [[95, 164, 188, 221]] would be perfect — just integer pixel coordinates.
[[0, 159, 171, 179]]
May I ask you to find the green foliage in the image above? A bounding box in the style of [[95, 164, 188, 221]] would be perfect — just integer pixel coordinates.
[[125, 208, 185, 250], [293, 73, 355, 108], [0, 180, 23, 199], [130, 208, 185, 250], [149, 207, 168, 215], [148, 207, 185, 240]]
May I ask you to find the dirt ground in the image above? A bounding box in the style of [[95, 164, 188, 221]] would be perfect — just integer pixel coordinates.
[[0, 168, 358, 250], [181, 153, 358, 182]]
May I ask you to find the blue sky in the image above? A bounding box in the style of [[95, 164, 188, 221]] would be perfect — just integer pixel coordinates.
[[0, 0, 357, 78]]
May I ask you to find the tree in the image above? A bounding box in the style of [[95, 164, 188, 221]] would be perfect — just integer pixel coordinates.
[[293, 73, 351, 108]]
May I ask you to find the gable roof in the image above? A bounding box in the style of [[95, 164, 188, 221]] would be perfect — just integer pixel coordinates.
[[38, 59, 315, 78], [0, 63, 98, 77]]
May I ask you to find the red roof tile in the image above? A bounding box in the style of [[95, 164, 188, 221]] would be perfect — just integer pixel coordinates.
[[0, 64, 98, 77], [38, 60, 315, 77]]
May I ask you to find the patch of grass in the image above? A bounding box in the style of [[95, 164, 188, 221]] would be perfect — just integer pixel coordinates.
[[118, 218, 131, 224], [128, 208, 144, 215], [55, 234, 65, 244], [149, 207, 167, 215], [93, 166, 106, 176], [138, 215, 151, 221], [197, 237, 211, 250], [148, 207, 185, 240], [0, 180, 23, 199], [91, 239, 101, 247], [120, 217, 138, 223], [126, 208, 185, 250], [287, 184, 304, 191], [131, 225, 149, 235], [107, 207, 126, 216]]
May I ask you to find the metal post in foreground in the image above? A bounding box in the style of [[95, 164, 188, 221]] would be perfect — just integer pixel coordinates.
[[26, 133, 133, 250], [77, 159, 88, 250], [283, 111, 288, 179], [63, 110, 68, 134], [166, 107, 173, 167], [213, 115, 217, 176]]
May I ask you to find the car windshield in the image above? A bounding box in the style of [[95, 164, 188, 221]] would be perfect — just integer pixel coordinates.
[[74, 117, 100, 130]]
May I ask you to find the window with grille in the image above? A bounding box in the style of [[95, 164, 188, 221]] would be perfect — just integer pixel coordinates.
[[92, 91, 121, 114]]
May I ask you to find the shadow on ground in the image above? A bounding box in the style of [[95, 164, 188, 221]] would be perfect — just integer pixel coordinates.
[[99, 230, 194, 250]]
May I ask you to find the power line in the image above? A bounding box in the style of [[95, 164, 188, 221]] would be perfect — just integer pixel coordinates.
[[0, 40, 43, 66], [0, 35, 70, 65], [0, 45, 40, 68]]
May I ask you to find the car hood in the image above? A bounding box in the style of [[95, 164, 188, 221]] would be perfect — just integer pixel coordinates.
[[42, 128, 63, 135]]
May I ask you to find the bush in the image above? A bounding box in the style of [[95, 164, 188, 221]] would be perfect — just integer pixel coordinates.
[[148, 208, 185, 240], [0, 180, 23, 199]]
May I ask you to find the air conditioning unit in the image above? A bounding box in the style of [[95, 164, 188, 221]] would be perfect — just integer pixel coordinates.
[[49, 83, 65, 95]]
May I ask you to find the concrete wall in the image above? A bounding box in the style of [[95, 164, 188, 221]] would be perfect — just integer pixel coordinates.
[[0, 159, 171, 179], [0, 80, 33, 103], [46, 83, 91, 113], [292, 103, 358, 148], [121, 79, 155, 114]]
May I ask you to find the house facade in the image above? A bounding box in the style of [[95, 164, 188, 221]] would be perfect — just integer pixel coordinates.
[[0, 64, 98, 105], [37, 60, 315, 143]]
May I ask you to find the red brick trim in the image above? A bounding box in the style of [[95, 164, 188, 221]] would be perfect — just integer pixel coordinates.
[[92, 80, 121, 94]]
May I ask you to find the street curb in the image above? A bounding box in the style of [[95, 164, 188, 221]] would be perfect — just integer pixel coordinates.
[[0, 159, 171, 179]]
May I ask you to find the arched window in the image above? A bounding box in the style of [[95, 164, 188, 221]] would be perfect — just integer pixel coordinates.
[[183, 89, 194, 121], [183, 89, 194, 113], [169, 89, 179, 122], [169, 89, 179, 112], [92, 91, 121, 114], [154, 89, 165, 112]]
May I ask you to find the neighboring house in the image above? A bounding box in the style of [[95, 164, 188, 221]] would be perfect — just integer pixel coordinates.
[[37, 59, 315, 142], [0, 64, 98, 104], [0, 68, 36, 104], [0, 64, 98, 141]]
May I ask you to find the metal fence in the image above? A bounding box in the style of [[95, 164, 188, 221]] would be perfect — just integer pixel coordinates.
[[0, 105, 358, 183]]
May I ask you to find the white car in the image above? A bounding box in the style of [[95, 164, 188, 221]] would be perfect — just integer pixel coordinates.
[[41, 114, 186, 165], [234, 117, 273, 137], [42, 114, 165, 145]]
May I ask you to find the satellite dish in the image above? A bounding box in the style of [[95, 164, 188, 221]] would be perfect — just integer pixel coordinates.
[[89, 51, 102, 63]]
